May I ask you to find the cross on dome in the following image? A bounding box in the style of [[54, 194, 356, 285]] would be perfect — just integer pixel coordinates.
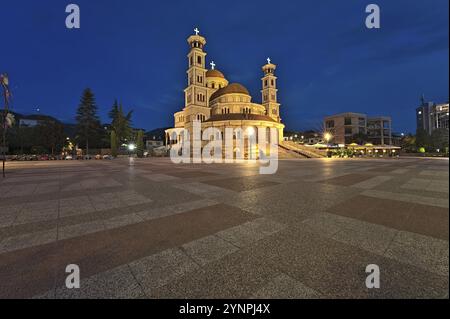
[[210, 61, 216, 70], [267, 57, 271, 64], [194, 28, 200, 35]]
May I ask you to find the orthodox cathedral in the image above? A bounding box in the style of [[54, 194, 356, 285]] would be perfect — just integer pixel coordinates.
[[165, 29, 285, 157]]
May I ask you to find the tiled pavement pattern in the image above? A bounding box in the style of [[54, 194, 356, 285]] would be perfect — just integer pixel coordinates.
[[0, 157, 448, 299]]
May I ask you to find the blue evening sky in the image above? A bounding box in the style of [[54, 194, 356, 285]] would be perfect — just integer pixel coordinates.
[[1, 0, 448, 133]]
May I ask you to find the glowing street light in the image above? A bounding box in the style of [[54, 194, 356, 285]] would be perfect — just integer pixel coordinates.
[[324, 132, 332, 144], [128, 144, 136, 151]]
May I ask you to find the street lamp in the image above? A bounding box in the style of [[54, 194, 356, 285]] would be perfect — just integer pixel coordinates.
[[128, 143, 136, 158], [324, 132, 332, 144], [1, 73, 11, 178]]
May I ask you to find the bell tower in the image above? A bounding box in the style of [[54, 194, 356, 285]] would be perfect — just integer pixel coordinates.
[[261, 58, 280, 122], [184, 28, 208, 113]]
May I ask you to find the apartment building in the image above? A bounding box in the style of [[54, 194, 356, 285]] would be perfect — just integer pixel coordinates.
[[324, 112, 392, 145], [416, 100, 449, 135]]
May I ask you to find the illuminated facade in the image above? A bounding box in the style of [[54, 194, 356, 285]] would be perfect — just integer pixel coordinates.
[[165, 29, 285, 158]]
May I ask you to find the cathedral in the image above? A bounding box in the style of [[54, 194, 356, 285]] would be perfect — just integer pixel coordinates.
[[165, 29, 285, 158]]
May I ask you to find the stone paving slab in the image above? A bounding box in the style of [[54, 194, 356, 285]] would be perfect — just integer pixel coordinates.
[[0, 157, 448, 299]]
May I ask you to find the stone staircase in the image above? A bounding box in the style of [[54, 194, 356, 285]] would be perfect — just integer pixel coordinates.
[[280, 141, 326, 158], [278, 144, 308, 159]]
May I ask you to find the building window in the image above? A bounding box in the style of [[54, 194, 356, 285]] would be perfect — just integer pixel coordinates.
[[197, 94, 205, 102], [344, 117, 352, 125], [271, 80, 274, 86], [265, 80, 268, 87], [197, 56, 202, 64], [345, 127, 353, 135], [358, 117, 366, 126], [326, 120, 334, 128]]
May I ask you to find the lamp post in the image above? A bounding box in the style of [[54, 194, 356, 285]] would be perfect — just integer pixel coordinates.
[[324, 132, 332, 145], [1, 73, 11, 178], [128, 143, 136, 157], [323, 132, 333, 158]]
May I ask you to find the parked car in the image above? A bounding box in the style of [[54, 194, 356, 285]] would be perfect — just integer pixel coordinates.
[[83, 155, 93, 160], [95, 154, 102, 160], [39, 155, 49, 161], [102, 155, 113, 160], [64, 155, 73, 160]]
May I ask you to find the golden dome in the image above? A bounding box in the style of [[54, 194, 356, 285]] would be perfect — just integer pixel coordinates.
[[206, 69, 225, 78], [210, 83, 250, 101]]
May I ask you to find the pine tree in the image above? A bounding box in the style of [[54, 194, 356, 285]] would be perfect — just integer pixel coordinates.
[[75, 88, 101, 156], [109, 100, 133, 144], [109, 99, 120, 123], [111, 130, 118, 157], [136, 130, 144, 158]]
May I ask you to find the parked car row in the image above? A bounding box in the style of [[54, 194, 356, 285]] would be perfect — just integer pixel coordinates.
[[9, 154, 60, 161], [64, 154, 114, 160], [8, 154, 114, 161]]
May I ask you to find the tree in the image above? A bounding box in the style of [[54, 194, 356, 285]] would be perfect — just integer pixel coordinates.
[[136, 130, 144, 158], [415, 129, 431, 150], [111, 130, 118, 157], [109, 99, 120, 122], [109, 100, 133, 145], [430, 128, 449, 152], [401, 134, 416, 152], [36, 121, 65, 155], [351, 132, 369, 145], [75, 88, 101, 155]]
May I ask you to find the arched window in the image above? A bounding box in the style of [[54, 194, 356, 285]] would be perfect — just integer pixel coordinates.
[[243, 107, 251, 114], [197, 114, 206, 122]]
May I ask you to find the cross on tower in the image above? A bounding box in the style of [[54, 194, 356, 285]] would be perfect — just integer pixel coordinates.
[[267, 57, 271, 64], [210, 61, 216, 70], [194, 28, 200, 35]]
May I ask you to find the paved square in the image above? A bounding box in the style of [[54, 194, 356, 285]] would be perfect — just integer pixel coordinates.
[[0, 157, 448, 299]]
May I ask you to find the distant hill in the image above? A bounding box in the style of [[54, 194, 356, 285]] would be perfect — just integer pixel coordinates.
[[0, 109, 61, 124], [145, 127, 169, 141]]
